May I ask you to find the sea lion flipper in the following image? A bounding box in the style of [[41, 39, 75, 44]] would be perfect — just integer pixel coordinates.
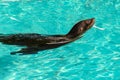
[[10, 47, 39, 55]]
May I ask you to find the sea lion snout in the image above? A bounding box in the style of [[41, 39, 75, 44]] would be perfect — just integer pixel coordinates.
[[84, 18, 95, 29], [85, 18, 94, 25]]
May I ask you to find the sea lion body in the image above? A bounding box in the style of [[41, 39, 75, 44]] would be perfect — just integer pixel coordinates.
[[0, 18, 95, 55]]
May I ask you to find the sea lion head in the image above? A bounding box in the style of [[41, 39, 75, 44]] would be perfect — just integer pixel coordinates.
[[66, 18, 95, 38]]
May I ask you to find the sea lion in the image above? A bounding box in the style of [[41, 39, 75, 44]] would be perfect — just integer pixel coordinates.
[[0, 18, 95, 55]]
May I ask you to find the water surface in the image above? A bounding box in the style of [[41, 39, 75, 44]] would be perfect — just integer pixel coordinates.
[[0, 0, 120, 80]]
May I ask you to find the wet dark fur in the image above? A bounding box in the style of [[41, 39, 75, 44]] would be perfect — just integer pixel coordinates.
[[0, 18, 95, 55]]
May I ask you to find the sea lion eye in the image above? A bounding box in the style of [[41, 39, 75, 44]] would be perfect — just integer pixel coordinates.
[[85, 20, 91, 24]]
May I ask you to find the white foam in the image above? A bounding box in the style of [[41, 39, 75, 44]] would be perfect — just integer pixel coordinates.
[[9, 17, 20, 22], [93, 25, 105, 30]]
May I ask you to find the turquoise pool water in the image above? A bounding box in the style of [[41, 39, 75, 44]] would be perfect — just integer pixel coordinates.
[[0, 0, 120, 80]]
